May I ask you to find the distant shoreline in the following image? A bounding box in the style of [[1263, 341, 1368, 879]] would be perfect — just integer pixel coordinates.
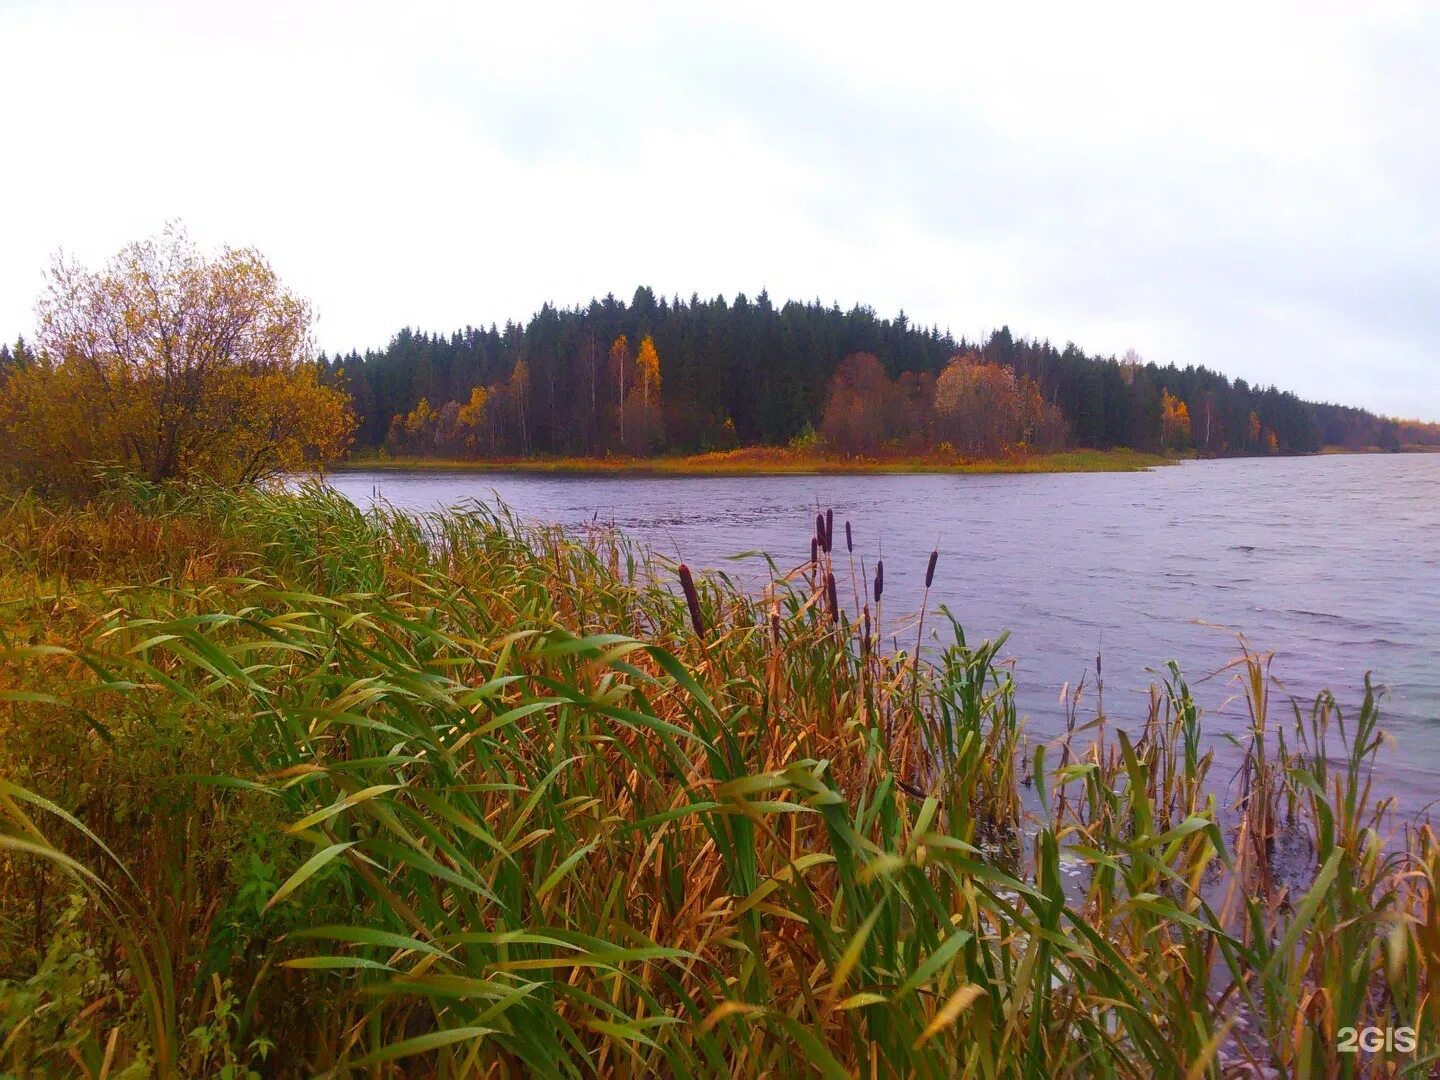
[[329, 447, 1174, 476], [1319, 443, 1440, 455]]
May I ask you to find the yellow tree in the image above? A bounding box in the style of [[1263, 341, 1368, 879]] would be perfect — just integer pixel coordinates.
[[456, 385, 489, 454], [1160, 389, 1191, 451], [619, 335, 664, 453], [1, 224, 353, 494], [387, 398, 437, 454], [635, 335, 661, 409], [609, 335, 630, 445]]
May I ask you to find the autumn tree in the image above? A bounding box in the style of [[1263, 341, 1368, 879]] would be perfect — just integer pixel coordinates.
[[635, 335, 660, 409], [386, 397, 438, 455], [455, 385, 490, 454], [934, 357, 1014, 454], [1160, 389, 1192, 451], [609, 335, 630, 446], [621, 335, 664, 452], [1246, 410, 1263, 452], [0, 225, 353, 495], [894, 370, 936, 451], [819, 353, 898, 455], [932, 354, 1066, 455]]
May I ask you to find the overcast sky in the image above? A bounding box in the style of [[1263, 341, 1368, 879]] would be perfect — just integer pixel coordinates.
[[2, 0, 1437, 418]]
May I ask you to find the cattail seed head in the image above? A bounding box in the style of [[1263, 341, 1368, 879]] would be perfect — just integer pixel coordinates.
[[873, 560, 884, 603], [815, 513, 825, 548], [825, 571, 838, 622], [678, 563, 706, 639], [862, 605, 871, 654], [810, 536, 818, 566], [771, 609, 781, 644], [824, 509, 834, 553], [845, 520, 852, 553], [925, 549, 938, 589]]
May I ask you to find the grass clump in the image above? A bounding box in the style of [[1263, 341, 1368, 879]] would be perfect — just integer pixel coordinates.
[[0, 483, 1435, 1076]]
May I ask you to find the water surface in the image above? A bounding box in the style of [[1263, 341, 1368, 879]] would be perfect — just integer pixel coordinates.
[[325, 455, 1440, 811]]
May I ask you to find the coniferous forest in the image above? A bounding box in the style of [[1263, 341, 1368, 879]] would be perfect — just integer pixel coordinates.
[[299, 287, 1435, 460]]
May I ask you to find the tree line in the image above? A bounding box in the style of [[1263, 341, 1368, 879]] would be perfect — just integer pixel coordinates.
[[6, 270, 1438, 485], [295, 287, 1435, 459]]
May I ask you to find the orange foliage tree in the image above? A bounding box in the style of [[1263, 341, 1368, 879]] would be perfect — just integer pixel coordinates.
[[932, 355, 1066, 456], [821, 352, 1065, 458], [819, 354, 901, 455], [0, 225, 353, 495]]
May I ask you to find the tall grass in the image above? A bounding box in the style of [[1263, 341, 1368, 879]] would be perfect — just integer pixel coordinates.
[[0, 483, 1435, 1076]]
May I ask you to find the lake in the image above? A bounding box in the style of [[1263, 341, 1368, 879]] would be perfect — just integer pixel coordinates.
[[325, 454, 1440, 813]]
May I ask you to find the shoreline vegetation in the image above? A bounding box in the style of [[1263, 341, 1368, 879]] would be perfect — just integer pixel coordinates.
[[2, 230, 1437, 1075], [330, 440, 1436, 478], [2, 483, 1435, 1075], [334, 446, 1175, 475]]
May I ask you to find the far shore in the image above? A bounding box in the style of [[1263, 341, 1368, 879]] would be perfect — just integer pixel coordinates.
[[329, 447, 1176, 477]]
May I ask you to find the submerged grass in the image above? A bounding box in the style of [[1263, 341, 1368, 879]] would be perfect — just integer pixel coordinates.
[[0, 481, 1434, 1076]]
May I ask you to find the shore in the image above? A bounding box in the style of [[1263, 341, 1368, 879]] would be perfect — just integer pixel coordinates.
[[332, 446, 1175, 476]]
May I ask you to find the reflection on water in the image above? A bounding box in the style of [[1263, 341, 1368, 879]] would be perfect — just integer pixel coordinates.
[[324, 455, 1440, 808]]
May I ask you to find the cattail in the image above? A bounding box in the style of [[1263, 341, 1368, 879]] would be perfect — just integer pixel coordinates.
[[810, 536, 818, 566], [845, 520, 853, 553], [771, 608, 781, 644], [873, 560, 884, 603], [815, 513, 825, 549], [925, 549, 938, 589], [678, 563, 705, 639], [825, 571, 838, 622], [862, 605, 871, 655], [824, 509, 834, 553]]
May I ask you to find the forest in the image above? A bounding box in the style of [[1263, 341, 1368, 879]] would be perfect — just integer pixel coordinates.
[[292, 287, 1435, 459], [5, 286, 1437, 464]]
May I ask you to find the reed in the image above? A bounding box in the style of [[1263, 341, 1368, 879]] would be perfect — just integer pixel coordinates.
[[0, 482, 1434, 1076], [678, 562, 706, 639]]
